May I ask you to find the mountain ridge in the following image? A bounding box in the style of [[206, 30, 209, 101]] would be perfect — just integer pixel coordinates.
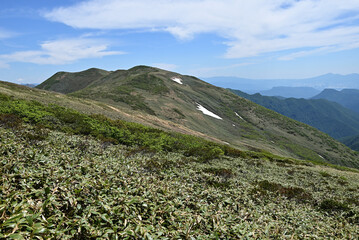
[[36, 68, 111, 94], [312, 88, 359, 114], [35, 66, 359, 168], [259, 86, 320, 99], [230, 89, 359, 141], [205, 73, 359, 93]]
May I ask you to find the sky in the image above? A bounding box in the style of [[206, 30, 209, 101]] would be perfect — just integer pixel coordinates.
[[1, 0, 359, 84]]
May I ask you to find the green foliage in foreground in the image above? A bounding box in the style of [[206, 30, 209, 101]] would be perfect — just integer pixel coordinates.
[[0, 123, 358, 239], [1, 92, 359, 238]]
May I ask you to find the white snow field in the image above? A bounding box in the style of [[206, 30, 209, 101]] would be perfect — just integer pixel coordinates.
[[196, 103, 222, 120], [170, 77, 183, 84], [235, 112, 244, 120]]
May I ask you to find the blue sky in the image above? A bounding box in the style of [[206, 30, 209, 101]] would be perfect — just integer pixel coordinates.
[[1, 0, 359, 84]]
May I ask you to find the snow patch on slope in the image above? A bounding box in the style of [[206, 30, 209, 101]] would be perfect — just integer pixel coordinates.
[[171, 77, 183, 84], [196, 103, 222, 120], [235, 112, 244, 120]]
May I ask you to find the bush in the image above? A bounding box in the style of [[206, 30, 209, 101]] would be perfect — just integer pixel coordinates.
[[0, 113, 23, 129], [319, 171, 331, 178], [185, 145, 224, 162], [256, 180, 313, 203], [319, 199, 351, 212], [204, 167, 234, 179]]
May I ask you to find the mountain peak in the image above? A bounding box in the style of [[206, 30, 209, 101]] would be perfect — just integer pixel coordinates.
[[321, 88, 339, 93], [128, 65, 159, 73], [36, 67, 111, 94]]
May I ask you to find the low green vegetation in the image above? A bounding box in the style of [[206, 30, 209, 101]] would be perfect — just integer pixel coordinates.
[[1, 92, 359, 238], [71, 85, 156, 115], [125, 73, 170, 95], [0, 93, 230, 159]]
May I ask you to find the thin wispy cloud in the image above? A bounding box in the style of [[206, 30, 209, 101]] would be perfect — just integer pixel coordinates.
[[190, 62, 254, 77], [0, 28, 15, 39], [152, 63, 178, 71], [0, 61, 9, 69], [44, 0, 359, 60], [0, 38, 124, 65]]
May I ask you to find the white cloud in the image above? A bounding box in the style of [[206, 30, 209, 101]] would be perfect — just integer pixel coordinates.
[[0, 38, 124, 65], [0, 28, 14, 39], [190, 62, 253, 77], [152, 63, 178, 71], [0, 61, 9, 69], [44, 0, 359, 60]]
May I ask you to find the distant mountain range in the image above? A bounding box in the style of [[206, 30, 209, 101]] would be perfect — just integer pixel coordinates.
[[205, 73, 359, 94], [231, 89, 359, 151], [21, 83, 38, 88], [33, 66, 359, 167], [259, 87, 320, 99]]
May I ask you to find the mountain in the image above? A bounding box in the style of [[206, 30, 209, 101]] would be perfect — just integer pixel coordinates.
[[302, 73, 359, 89], [205, 73, 359, 93], [35, 66, 359, 168], [231, 89, 359, 141], [36, 68, 111, 94], [1, 82, 358, 238], [21, 83, 38, 88], [259, 87, 320, 99], [340, 134, 359, 152], [312, 88, 359, 114]]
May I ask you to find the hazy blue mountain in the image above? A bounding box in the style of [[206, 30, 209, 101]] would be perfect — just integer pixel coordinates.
[[203, 76, 266, 93], [205, 73, 359, 93], [312, 89, 359, 114], [21, 83, 38, 88], [301, 73, 359, 89], [259, 87, 320, 99], [231, 89, 359, 141]]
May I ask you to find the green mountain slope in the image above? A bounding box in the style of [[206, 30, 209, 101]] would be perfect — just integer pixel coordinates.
[[312, 88, 359, 114], [231, 89, 359, 140], [35, 66, 359, 168], [36, 68, 111, 94], [341, 135, 359, 152], [0, 88, 358, 238]]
